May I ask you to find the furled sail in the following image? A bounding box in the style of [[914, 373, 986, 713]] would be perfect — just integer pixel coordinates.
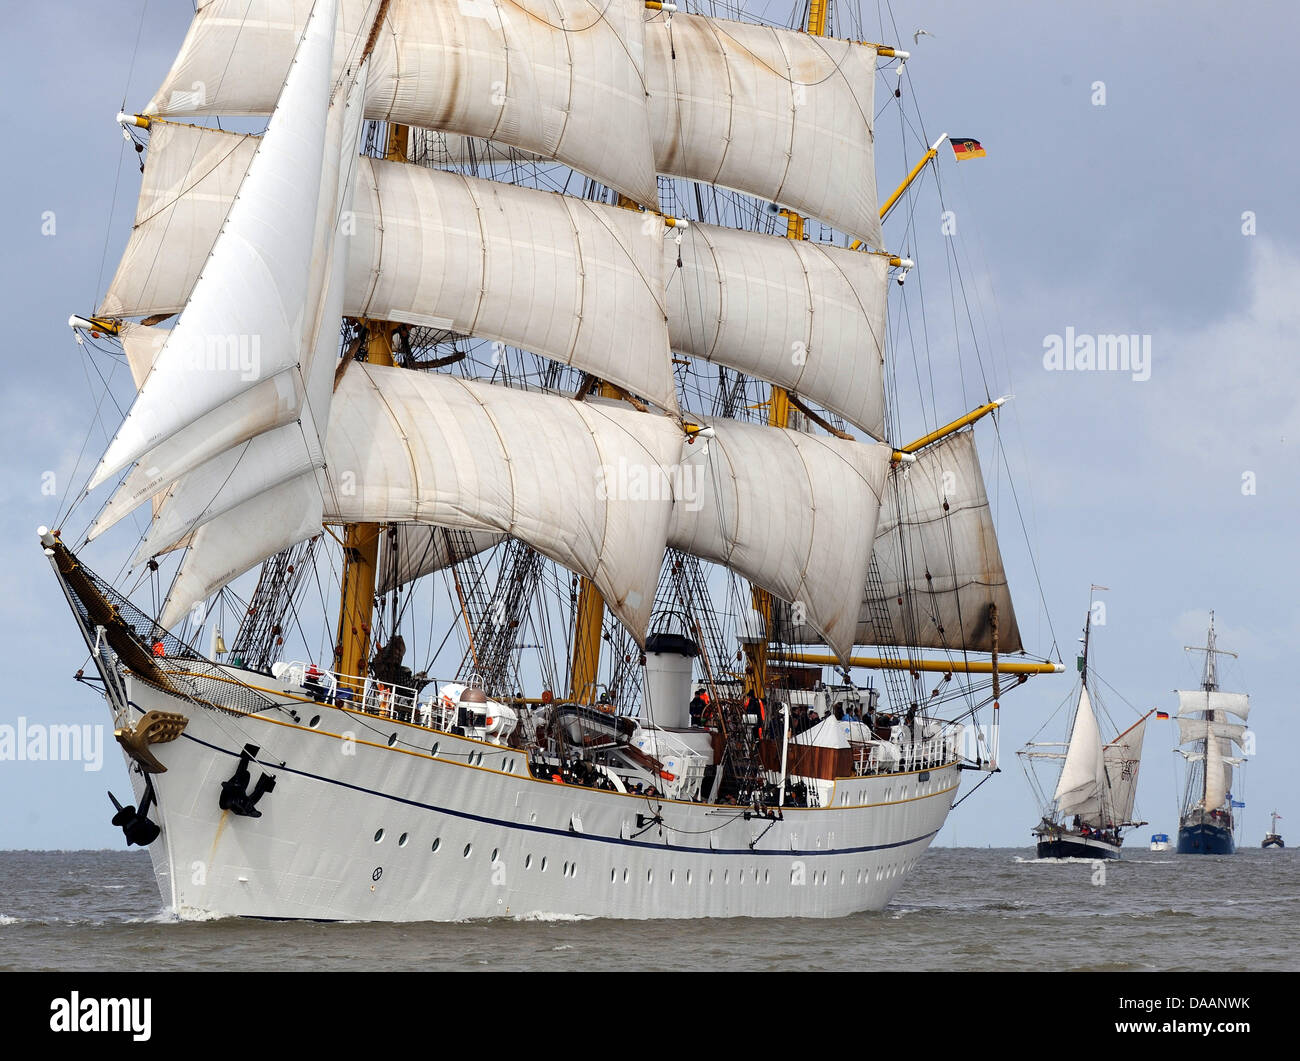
[[1053, 686, 1106, 821], [667, 417, 891, 663], [646, 12, 881, 245], [377, 526, 505, 596], [145, 0, 660, 208], [1176, 716, 1247, 751], [89, 0, 340, 490], [1176, 689, 1250, 721], [1102, 716, 1147, 824], [324, 364, 688, 641], [101, 124, 677, 414], [774, 430, 1021, 653]]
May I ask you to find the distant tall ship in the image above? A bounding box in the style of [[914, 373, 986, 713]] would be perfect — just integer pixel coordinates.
[[1174, 614, 1248, 855], [1019, 594, 1152, 859], [1262, 812, 1283, 849]]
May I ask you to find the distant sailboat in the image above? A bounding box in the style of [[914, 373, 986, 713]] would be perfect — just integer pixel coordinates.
[[1019, 594, 1152, 859], [1173, 614, 1248, 855]]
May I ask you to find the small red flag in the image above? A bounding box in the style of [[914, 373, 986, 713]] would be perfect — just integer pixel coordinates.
[[950, 137, 986, 161]]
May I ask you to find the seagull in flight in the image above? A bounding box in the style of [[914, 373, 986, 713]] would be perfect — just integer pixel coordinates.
[[913, 28, 935, 44]]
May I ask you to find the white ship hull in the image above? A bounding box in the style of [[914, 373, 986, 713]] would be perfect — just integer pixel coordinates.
[[118, 669, 959, 921]]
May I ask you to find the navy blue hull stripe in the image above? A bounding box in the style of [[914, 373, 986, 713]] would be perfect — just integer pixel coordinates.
[[174, 728, 942, 859]]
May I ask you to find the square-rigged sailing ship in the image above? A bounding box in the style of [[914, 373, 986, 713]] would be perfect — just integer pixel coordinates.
[[48, 0, 1061, 920]]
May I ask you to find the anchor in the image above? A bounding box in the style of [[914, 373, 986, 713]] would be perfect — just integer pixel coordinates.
[[107, 774, 160, 847], [218, 743, 277, 818]]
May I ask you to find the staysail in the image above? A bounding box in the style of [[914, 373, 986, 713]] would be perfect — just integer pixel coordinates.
[[1053, 686, 1106, 822], [89, 0, 341, 490], [153, 5, 368, 626]]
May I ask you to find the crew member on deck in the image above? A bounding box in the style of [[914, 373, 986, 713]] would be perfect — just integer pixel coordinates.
[[689, 687, 708, 726]]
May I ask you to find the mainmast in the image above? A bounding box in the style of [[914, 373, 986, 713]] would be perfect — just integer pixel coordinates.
[[567, 177, 644, 704], [1182, 611, 1235, 809], [334, 123, 405, 680], [741, 0, 832, 702]]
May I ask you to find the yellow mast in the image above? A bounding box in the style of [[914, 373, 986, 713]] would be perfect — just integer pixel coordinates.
[[334, 124, 405, 680], [740, 2, 831, 702], [568, 381, 616, 703]]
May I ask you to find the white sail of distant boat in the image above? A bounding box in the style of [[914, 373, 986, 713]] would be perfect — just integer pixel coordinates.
[[1018, 595, 1151, 859], [1172, 613, 1248, 854]]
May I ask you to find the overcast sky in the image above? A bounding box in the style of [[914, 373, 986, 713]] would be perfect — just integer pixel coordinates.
[[2, 0, 1297, 852]]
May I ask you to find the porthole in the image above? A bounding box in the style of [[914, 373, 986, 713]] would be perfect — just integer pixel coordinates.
[[431, 742, 440, 756], [525, 854, 533, 869], [610, 869, 617, 883], [623, 868, 629, 883], [764, 869, 770, 884], [541, 856, 548, 872], [491, 847, 499, 863], [670, 870, 676, 885], [686, 870, 693, 885], [463, 843, 472, 858], [840, 870, 845, 885], [398, 833, 409, 847], [432, 837, 441, 852], [373, 828, 384, 843], [708, 870, 714, 884], [387, 732, 397, 747], [309, 715, 320, 728], [724, 869, 730, 883], [647, 868, 653, 883]]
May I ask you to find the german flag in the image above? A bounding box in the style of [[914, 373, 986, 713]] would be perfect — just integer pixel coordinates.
[[1156, 711, 1170, 720], [950, 137, 986, 161]]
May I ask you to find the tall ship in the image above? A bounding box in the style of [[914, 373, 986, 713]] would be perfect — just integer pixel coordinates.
[[1018, 593, 1152, 859], [1174, 614, 1248, 855], [46, 0, 1060, 920]]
